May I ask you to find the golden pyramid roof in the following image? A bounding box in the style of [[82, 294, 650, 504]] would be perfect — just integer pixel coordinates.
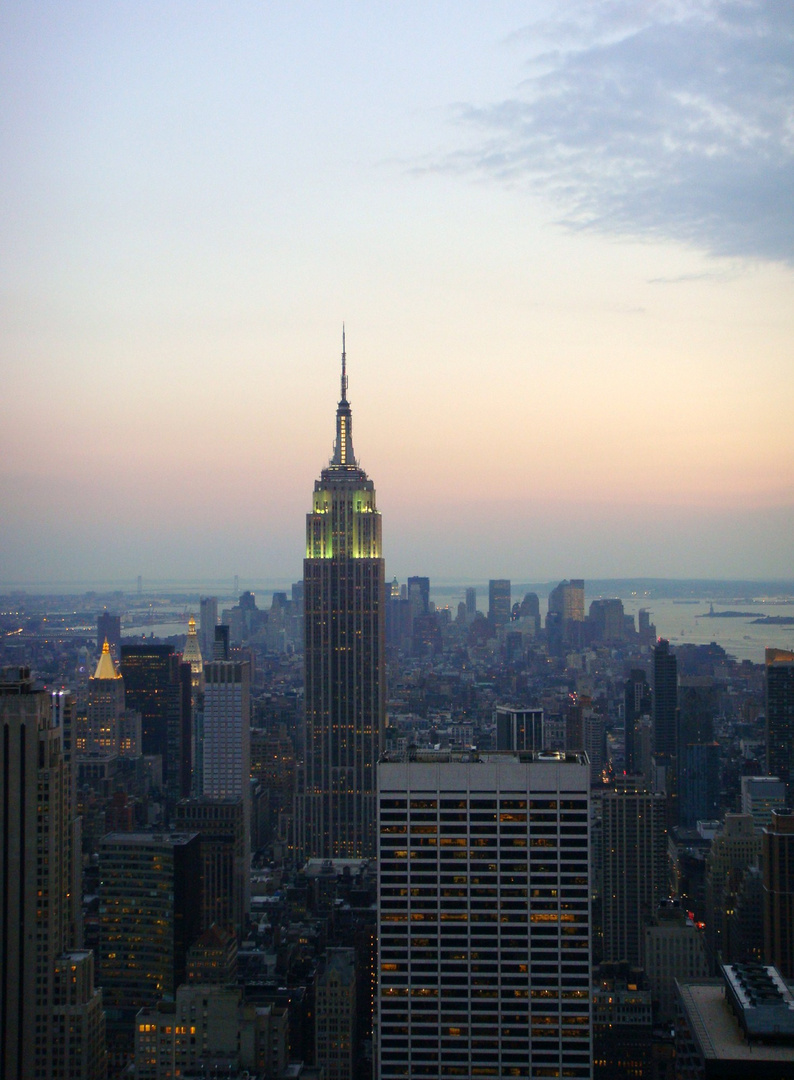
[[92, 639, 121, 680], [183, 615, 204, 673]]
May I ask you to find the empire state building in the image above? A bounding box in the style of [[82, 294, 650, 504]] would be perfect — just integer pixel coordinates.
[[297, 333, 385, 860]]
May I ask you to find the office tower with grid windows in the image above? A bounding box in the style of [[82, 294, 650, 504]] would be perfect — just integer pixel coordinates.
[[298, 334, 385, 860], [602, 783, 668, 968], [377, 750, 592, 1080]]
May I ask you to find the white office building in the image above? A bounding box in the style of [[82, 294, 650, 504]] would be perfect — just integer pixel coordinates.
[[377, 750, 592, 1080]]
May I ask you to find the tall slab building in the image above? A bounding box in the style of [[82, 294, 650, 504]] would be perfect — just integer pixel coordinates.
[[377, 750, 592, 1080], [766, 648, 794, 797], [1, 666, 105, 1080], [298, 334, 385, 860]]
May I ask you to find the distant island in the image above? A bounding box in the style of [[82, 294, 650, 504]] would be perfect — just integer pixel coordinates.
[[697, 609, 756, 618], [751, 616, 794, 625]]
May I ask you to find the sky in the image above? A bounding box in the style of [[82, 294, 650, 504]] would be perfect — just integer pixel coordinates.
[[1, 0, 793, 587]]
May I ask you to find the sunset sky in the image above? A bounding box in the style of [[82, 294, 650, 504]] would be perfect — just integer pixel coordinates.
[[2, 1, 792, 586]]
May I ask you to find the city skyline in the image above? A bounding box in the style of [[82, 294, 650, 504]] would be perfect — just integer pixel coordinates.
[[1, 2, 792, 585]]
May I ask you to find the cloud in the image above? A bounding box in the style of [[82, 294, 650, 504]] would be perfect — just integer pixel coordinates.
[[443, 0, 794, 264]]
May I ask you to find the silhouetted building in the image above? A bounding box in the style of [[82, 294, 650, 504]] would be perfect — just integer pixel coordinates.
[[705, 814, 760, 970], [186, 923, 238, 984], [766, 649, 794, 796], [494, 704, 544, 751], [134, 983, 288, 1079], [407, 575, 430, 616], [763, 809, 794, 978], [547, 579, 585, 650], [99, 830, 201, 1066], [742, 775, 786, 830], [298, 335, 385, 860], [120, 644, 192, 799], [213, 623, 230, 660], [653, 638, 678, 759], [679, 742, 720, 828], [644, 900, 708, 1023], [199, 596, 218, 658], [678, 676, 717, 745], [602, 783, 668, 967], [465, 586, 477, 618], [315, 949, 357, 1080], [175, 797, 249, 936], [1, 666, 105, 1080], [624, 669, 651, 775], [592, 965, 654, 1080], [488, 578, 511, 626], [588, 598, 625, 644]]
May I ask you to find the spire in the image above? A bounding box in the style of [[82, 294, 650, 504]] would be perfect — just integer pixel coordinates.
[[331, 330, 357, 467], [93, 638, 122, 680], [341, 323, 348, 403]]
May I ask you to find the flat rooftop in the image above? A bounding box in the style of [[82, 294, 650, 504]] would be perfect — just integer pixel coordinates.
[[677, 979, 794, 1065]]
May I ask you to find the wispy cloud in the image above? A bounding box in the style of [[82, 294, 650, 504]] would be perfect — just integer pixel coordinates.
[[442, 0, 794, 264]]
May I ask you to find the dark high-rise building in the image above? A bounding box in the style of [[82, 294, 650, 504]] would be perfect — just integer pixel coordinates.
[[602, 783, 668, 968], [494, 704, 544, 751], [199, 596, 218, 658], [488, 578, 511, 626], [763, 809, 794, 978], [99, 831, 201, 1024], [766, 649, 794, 796], [175, 798, 248, 936], [679, 742, 720, 828], [120, 644, 192, 799], [546, 579, 585, 650], [1, 666, 105, 1080], [624, 669, 651, 775], [298, 334, 385, 860], [653, 638, 678, 758], [588, 597, 625, 644], [407, 575, 430, 616]]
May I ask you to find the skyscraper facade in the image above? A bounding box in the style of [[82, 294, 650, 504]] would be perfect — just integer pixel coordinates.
[[200, 596, 218, 658], [763, 809, 794, 978], [298, 336, 386, 860], [120, 643, 192, 798], [766, 649, 794, 796], [99, 831, 201, 1009], [488, 578, 511, 627], [377, 750, 592, 1080], [652, 638, 678, 759], [202, 659, 250, 802], [624, 668, 651, 775], [1, 666, 105, 1080], [602, 784, 668, 968]]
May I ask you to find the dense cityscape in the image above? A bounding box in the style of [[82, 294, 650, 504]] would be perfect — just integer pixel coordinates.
[[2, 354, 794, 1079]]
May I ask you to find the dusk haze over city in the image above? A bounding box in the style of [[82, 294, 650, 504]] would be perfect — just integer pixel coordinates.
[[3, 6, 794, 1080], [2, 0, 793, 585]]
